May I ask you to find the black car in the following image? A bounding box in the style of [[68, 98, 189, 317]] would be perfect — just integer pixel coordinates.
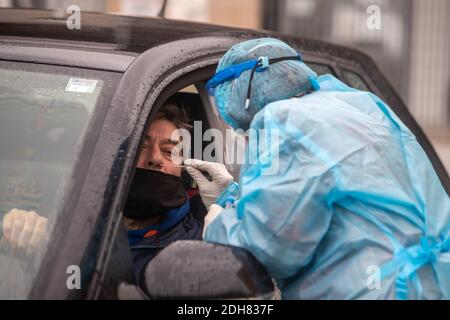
[[0, 8, 448, 300]]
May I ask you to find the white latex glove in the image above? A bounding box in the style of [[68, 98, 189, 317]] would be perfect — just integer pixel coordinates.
[[2, 208, 48, 254], [184, 159, 233, 209], [202, 204, 224, 239]]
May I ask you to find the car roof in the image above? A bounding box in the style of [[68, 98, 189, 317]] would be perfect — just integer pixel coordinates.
[[0, 8, 371, 60], [0, 8, 250, 53]]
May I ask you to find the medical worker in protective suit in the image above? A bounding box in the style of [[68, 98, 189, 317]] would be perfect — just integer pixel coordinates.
[[184, 38, 450, 300]]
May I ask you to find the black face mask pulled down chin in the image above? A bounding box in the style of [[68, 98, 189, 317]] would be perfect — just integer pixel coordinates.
[[123, 168, 187, 221]]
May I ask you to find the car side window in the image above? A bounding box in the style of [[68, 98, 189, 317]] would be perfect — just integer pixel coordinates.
[[341, 68, 370, 91], [0, 61, 113, 299], [307, 62, 334, 76]]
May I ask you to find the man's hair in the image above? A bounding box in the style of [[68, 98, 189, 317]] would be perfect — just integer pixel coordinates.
[[153, 102, 192, 130]]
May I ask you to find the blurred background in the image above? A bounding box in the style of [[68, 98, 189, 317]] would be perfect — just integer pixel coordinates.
[[1, 0, 449, 173]]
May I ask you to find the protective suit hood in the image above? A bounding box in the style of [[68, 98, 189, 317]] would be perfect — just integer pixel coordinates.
[[212, 38, 318, 130]]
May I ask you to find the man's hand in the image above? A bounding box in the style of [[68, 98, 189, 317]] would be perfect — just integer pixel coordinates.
[[184, 159, 233, 209], [2, 209, 48, 254]]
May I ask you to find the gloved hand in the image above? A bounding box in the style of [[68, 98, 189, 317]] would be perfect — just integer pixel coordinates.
[[1, 208, 48, 254], [184, 159, 233, 209]]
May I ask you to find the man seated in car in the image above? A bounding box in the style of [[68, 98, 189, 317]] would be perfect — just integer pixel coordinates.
[[1, 101, 218, 286], [122, 102, 209, 285]]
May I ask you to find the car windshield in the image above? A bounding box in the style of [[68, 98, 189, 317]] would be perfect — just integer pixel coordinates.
[[0, 61, 114, 298]]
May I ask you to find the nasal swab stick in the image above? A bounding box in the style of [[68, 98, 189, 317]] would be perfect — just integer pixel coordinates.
[[163, 164, 187, 168]]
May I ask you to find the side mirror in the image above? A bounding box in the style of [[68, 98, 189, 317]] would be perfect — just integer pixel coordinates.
[[143, 240, 274, 299]]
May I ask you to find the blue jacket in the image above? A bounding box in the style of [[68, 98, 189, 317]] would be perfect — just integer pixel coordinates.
[[128, 191, 206, 287]]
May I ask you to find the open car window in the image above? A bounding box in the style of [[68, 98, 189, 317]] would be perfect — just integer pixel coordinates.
[[341, 68, 371, 92], [308, 62, 335, 76]]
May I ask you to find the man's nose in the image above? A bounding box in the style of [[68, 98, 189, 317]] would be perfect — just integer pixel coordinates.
[[146, 144, 163, 169]]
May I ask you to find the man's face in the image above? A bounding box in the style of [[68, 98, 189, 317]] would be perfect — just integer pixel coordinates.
[[136, 118, 182, 177]]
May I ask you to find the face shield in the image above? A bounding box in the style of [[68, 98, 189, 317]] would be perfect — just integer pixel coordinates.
[[206, 58, 260, 115]]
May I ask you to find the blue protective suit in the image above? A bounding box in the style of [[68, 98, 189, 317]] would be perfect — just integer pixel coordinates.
[[205, 74, 450, 299]]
